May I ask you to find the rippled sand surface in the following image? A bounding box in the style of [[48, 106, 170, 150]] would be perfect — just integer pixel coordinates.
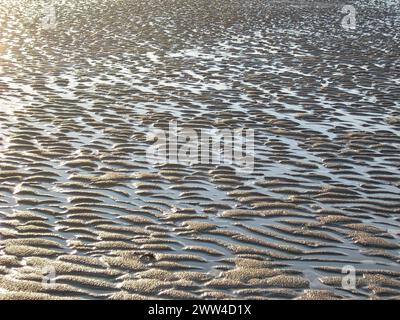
[[0, 0, 400, 300]]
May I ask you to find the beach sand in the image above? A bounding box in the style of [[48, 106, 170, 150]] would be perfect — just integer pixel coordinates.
[[0, 0, 399, 299]]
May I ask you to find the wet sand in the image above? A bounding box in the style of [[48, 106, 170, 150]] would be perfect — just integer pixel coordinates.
[[0, 0, 400, 299]]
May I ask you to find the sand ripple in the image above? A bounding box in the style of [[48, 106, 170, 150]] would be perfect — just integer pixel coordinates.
[[0, 0, 399, 299]]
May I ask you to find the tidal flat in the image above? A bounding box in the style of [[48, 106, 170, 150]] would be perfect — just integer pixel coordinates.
[[0, 0, 399, 300]]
